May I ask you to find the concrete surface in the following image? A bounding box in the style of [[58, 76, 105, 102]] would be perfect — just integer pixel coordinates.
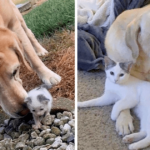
[[78, 70, 149, 150]]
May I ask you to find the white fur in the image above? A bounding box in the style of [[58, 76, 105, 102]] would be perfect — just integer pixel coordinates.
[[26, 87, 53, 129], [78, 63, 150, 150]]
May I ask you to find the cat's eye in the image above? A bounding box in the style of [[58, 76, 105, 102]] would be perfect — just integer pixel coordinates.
[[120, 73, 124, 77], [110, 71, 114, 75], [32, 110, 35, 112], [40, 108, 43, 111]]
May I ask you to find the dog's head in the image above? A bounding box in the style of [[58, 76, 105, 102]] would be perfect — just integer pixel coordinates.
[[0, 28, 31, 118]]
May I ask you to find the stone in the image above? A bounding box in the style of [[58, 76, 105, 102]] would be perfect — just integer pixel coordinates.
[[54, 119, 60, 126], [63, 124, 71, 133], [18, 123, 31, 132], [67, 134, 74, 143], [19, 133, 29, 143], [31, 131, 38, 139], [61, 132, 71, 142], [0, 134, 3, 140], [39, 129, 51, 137], [23, 145, 32, 150], [0, 127, 5, 134], [57, 113, 63, 119], [46, 138, 55, 145], [51, 136, 62, 148], [59, 143, 68, 150], [68, 120, 75, 127], [4, 134, 12, 139], [41, 114, 52, 126], [60, 116, 69, 124], [33, 137, 45, 146], [10, 132, 20, 139], [15, 142, 26, 149], [40, 148, 47, 150], [51, 127, 61, 136], [35, 129, 40, 134], [41, 125, 50, 130], [63, 111, 73, 120], [43, 133, 53, 140], [66, 144, 74, 150], [4, 119, 9, 126]]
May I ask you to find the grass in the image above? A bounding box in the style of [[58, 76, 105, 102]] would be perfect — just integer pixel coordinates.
[[23, 0, 75, 38]]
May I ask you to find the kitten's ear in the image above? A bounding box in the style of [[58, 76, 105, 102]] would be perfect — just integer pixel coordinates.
[[119, 61, 133, 73], [104, 56, 116, 70], [37, 94, 49, 105], [24, 97, 32, 105]]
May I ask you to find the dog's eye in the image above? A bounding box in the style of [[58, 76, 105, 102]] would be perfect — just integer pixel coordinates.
[[12, 69, 17, 76], [110, 71, 114, 75], [120, 74, 124, 77]]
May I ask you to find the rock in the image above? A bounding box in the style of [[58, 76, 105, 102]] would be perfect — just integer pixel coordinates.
[[23, 145, 32, 150], [4, 119, 9, 126], [51, 115, 55, 123], [68, 120, 75, 127], [43, 133, 53, 140], [0, 134, 3, 140], [34, 137, 45, 146], [51, 136, 62, 148], [18, 123, 31, 132], [39, 129, 50, 137], [10, 132, 20, 139], [15, 142, 26, 149], [60, 116, 69, 124], [31, 131, 38, 139], [41, 125, 50, 130], [40, 148, 47, 150], [51, 127, 61, 136], [59, 143, 67, 150], [57, 113, 63, 119], [61, 132, 71, 142], [66, 144, 74, 150], [67, 134, 74, 143], [0, 127, 5, 134], [26, 139, 35, 148], [54, 119, 60, 126], [63, 111, 73, 120], [19, 133, 29, 143], [41, 114, 52, 126], [35, 130, 40, 134], [4, 134, 12, 139], [63, 124, 71, 133], [46, 138, 55, 145]]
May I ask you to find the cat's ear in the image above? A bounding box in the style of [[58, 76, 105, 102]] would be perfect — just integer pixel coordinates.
[[37, 94, 49, 105], [119, 61, 133, 73], [24, 97, 32, 105], [104, 56, 116, 70]]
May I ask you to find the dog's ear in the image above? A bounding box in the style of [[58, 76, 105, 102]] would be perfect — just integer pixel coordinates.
[[125, 18, 141, 60], [14, 39, 32, 71]]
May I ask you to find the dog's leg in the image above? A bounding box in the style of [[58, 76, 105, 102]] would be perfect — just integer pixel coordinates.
[[10, 1, 48, 56], [12, 21, 61, 86], [116, 109, 134, 136], [78, 91, 118, 108]]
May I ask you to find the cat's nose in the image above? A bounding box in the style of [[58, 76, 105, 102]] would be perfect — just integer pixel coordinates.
[[114, 79, 118, 83]]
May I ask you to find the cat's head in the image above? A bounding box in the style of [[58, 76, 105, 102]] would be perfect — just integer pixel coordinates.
[[25, 94, 50, 117], [104, 56, 133, 84]]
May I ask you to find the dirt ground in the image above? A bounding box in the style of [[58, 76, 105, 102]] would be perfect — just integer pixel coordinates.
[[20, 30, 75, 100]]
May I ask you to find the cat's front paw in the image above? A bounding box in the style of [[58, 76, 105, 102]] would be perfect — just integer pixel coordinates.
[[111, 110, 118, 121], [123, 135, 134, 144], [32, 123, 42, 130], [129, 143, 139, 150]]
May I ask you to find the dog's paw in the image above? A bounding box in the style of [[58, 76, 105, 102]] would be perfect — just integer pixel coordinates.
[[41, 68, 61, 86], [37, 48, 48, 56], [116, 112, 134, 136], [123, 135, 134, 144]]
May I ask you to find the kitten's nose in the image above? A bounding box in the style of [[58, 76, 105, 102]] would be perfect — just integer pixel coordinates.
[[115, 79, 118, 83]]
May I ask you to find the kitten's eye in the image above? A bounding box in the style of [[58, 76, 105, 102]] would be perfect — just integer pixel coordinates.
[[32, 110, 35, 112], [120, 74, 124, 77], [40, 108, 43, 111], [110, 71, 114, 75]]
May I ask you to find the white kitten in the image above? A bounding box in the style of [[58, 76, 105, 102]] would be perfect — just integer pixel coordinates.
[[25, 85, 53, 129], [78, 56, 150, 150]]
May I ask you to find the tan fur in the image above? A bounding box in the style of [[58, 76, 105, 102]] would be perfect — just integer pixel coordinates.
[[0, 0, 61, 118]]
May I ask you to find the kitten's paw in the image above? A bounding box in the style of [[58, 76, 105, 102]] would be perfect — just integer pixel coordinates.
[[116, 112, 134, 136], [111, 111, 118, 121], [32, 123, 42, 130], [123, 135, 134, 144]]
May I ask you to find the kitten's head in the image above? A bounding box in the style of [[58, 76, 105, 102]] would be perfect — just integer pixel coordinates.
[[25, 94, 50, 117], [104, 56, 133, 84]]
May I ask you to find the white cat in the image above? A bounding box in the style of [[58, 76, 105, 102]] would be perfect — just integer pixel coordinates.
[[78, 56, 150, 150], [25, 85, 53, 129]]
